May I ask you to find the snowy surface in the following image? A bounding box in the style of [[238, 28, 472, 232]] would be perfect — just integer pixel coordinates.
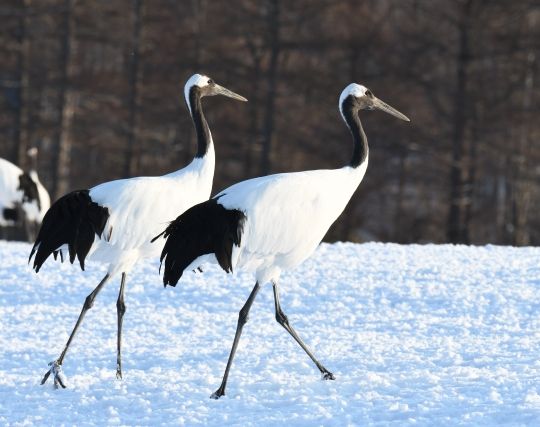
[[1, 241, 540, 426]]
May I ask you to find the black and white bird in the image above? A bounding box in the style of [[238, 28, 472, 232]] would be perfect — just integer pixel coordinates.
[[0, 148, 50, 240], [154, 83, 410, 399], [29, 74, 247, 388]]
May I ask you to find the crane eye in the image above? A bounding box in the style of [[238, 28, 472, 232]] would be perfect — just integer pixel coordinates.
[[207, 79, 214, 85], [365, 90, 373, 97]]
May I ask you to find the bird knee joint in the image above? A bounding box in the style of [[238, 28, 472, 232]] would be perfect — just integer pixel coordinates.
[[84, 294, 94, 310], [116, 300, 126, 314], [275, 311, 288, 325], [238, 309, 249, 325]]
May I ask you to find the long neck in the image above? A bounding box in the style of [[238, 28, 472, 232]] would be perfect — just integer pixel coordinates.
[[341, 96, 368, 168], [28, 153, 37, 173], [188, 88, 213, 158]]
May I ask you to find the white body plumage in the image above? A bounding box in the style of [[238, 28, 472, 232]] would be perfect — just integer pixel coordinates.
[[191, 162, 367, 284], [88, 152, 214, 275]]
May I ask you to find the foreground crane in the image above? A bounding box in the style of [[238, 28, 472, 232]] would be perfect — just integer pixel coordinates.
[[154, 83, 409, 398], [30, 74, 247, 388]]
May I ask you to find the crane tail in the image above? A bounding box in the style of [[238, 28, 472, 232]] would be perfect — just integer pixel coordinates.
[[29, 190, 109, 273], [154, 198, 246, 287]]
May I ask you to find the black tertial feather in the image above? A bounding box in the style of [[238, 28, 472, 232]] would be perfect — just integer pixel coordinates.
[[29, 190, 109, 272], [153, 197, 246, 287], [18, 172, 41, 209], [3, 207, 19, 222]]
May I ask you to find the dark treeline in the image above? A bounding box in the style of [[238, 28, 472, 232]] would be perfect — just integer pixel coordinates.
[[0, 0, 538, 244]]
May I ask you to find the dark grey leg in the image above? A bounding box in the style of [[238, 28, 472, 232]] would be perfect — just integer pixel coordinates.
[[41, 273, 111, 388], [210, 282, 261, 399], [116, 272, 127, 379], [272, 281, 334, 380]]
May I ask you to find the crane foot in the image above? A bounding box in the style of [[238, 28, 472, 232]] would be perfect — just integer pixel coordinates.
[[210, 386, 225, 399], [41, 360, 67, 389], [322, 371, 335, 380]]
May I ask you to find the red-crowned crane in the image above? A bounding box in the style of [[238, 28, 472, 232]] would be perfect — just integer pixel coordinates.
[[154, 83, 410, 399], [29, 74, 247, 388], [0, 148, 50, 240]]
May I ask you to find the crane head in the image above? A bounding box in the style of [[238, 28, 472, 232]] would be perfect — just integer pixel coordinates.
[[339, 83, 410, 122], [184, 74, 247, 115], [27, 147, 38, 158]]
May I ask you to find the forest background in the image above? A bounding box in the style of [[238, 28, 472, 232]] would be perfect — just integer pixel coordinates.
[[0, 0, 538, 244]]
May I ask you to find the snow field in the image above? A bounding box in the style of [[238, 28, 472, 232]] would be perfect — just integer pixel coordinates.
[[1, 241, 540, 426]]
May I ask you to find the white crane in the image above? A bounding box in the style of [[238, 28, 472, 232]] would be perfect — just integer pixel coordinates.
[[154, 83, 409, 399], [29, 74, 247, 388], [0, 148, 50, 240]]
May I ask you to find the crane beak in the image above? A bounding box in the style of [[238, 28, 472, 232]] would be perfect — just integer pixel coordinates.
[[214, 84, 248, 102], [372, 97, 410, 122]]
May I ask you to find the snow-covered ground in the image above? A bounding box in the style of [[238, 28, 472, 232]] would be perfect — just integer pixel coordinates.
[[1, 241, 540, 426]]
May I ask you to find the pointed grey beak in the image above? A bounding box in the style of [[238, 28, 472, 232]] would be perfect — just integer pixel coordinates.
[[373, 97, 410, 122], [214, 84, 248, 102]]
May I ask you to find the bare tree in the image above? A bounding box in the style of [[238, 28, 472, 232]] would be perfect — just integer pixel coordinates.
[[259, 0, 281, 175], [13, 0, 31, 169], [53, 0, 76, 198], [123, 0, 144, 178]]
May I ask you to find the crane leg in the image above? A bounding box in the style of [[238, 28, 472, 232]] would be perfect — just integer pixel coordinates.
[[272, 281, 335, 380], [116, 273, 127, 379], [210, 282, 260, 399], [41, 273, 111, 388]]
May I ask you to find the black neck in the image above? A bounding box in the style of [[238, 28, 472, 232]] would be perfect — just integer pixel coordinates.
[[188, 87, 212, 158], [27, 151, 37, 172], [341, 95, 368, 168]]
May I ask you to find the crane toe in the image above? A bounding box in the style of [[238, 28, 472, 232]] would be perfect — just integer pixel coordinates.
[[322, 371, 335, 380]]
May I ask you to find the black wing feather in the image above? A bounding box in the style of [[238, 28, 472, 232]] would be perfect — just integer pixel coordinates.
[[154, 198, 246, 287], [29, 190, 110, 272], [18, 172, 41, 209]]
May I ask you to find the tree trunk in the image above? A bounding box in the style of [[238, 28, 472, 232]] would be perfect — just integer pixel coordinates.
[[462, 112, 477, 243], [245, 42, 262, 178], [394, 149, 409, 243], [124, 0, 143, 178], [513, 48, 535, 245], [446, 0, 472, 244], [178, 0, 207, 166], [259, 0, 280, 175], [14, 0, 31, 169], [53, 0, 76, 198]]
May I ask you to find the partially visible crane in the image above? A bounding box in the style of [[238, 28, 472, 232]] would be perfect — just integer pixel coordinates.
[[0, 148, 50, 240]]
